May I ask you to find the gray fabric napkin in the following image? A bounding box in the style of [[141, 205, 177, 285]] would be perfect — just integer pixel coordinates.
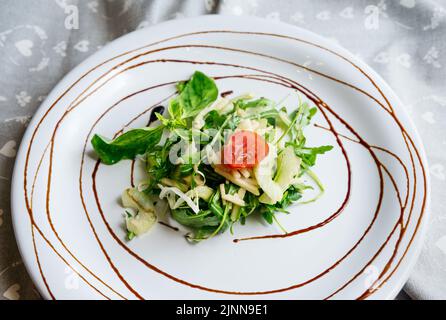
[[0, 0, 444, 300]]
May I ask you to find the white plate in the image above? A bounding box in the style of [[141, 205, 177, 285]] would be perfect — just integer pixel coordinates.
[[11, 16, 430, 300]]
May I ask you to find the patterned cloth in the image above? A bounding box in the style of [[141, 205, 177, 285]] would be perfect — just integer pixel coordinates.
[[0, 0, 445, 300]]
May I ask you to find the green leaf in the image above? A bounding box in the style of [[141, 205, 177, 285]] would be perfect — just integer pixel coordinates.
[[208, 189, 224, 217], [91, 125, 164, 165], [176, 81, 187, 93], [262, 210, 274, 224], [235, 97, 271, 110], [178, 163, 194, 177], [178, 71, 218, 119], [171, 209, 220, 228], [127, 230, 136, 241], [203, 110, 226, 129], [145, 139, 176, 188], [186, 226, 217, 242], [260, 185, 302, 224], [125, 210, 133, 218], [198, 164, 225, 188], [292, 144, 333, 167], [279, 185, 302, 207], [299, 106, 317, 128]]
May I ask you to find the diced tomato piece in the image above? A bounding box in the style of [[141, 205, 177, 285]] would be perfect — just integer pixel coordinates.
[[222, 130, 269, 169]]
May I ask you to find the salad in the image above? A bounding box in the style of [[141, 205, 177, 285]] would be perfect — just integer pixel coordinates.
[[91, 71, 332, 242]]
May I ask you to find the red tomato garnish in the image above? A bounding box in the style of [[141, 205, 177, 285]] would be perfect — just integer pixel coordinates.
[[222, 130, 269, 168]]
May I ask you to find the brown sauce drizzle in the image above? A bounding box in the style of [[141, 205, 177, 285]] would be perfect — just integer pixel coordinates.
[[158, 222, 180, 232], [89, 72, 387, 295], [220, 90, 233, 98], [130, 160, 136, 188], [314, 123, 410, 208], [27, 145, 112, 299], [21, 31, 427, 299], [78, 86, 178, 299], [30, 225, 55, 299], [27, 146, 115, 299]]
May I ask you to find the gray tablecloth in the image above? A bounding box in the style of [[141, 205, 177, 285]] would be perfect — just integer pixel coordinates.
[[0, 0, 445, 300]]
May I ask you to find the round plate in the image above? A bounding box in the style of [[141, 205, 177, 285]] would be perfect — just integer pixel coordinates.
[[11, 15, 430, 300]]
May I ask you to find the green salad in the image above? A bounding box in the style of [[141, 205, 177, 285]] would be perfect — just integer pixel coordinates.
[[91, 71, 332, 242]]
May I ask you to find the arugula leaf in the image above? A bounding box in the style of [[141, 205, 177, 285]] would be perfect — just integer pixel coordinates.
[[203, 110, 226, 129], [208, 189, 224, 217], [262, 210, 274, 224], [226, 115, 241, 131], [177, 163, 195, 177], [291, 144, 333, 167], [235, 97, 271, 110], [296, 104, 317, 129], [145, 139, 177, 188], [186, 226, 217, 242], [238, 192, 259, 221], [177, 71, 218, 119], [246, 108, 278, 127], [172, 209, 220, 228], [278, 185, 302, 207], [260, 186, 302, 224], [91, 125, 165, 165], [198, 164, 225, 188], [155, 107, 186, 129]]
